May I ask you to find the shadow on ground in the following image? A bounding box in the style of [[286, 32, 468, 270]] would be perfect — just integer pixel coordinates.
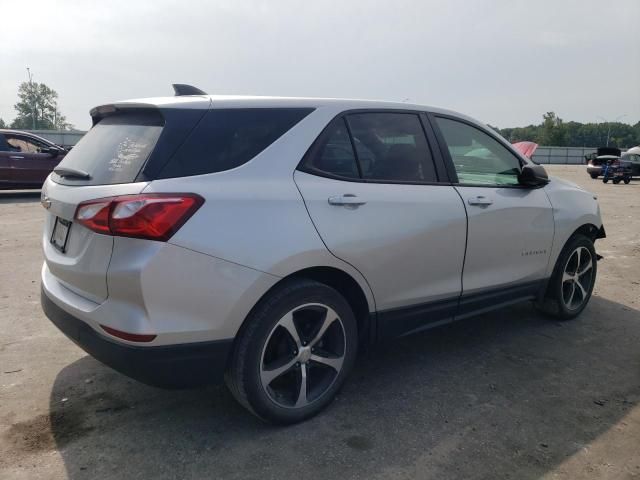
[[0, 191, 41, 204], [9, 296, 640, 479]]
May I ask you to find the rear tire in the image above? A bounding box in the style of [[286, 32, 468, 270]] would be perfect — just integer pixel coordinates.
[[603, 177, 609, 183], [590, 173, 598, 179], [624, 177, 631, 184], [225, 279, 358, 424], [536, 234, 597, 320]]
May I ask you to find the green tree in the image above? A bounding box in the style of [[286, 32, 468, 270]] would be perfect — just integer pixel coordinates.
[[494, 116, 639, 148], [10, 81, 72, 130], [539, 112, 566, 146], [0, 118, 6, 128]]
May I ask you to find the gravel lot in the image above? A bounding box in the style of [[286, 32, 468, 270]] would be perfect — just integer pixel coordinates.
[[1, 165, 639, 480]]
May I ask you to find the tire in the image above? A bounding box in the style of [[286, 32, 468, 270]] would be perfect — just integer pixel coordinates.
[[536, 234, 597, 320], [624, 177, 631, 184], [613, 178, 621, 184], [590, 173, 598, 179], [603, 177, 609, 183], [225, 279, 358, 424]]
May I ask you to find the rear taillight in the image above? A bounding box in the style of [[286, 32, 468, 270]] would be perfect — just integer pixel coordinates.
[[75, 193, 204, 241]]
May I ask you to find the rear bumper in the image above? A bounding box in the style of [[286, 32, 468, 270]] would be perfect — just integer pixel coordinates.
[[41, 287, 233, 388]]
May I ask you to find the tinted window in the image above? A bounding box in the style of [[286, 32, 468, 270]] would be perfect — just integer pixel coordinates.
[[53, 112, 163, 185], [159, 108, 313, 178], [435, 117, 522, 186], [304, 118, 359, 179], [346, 113, 437, 182]]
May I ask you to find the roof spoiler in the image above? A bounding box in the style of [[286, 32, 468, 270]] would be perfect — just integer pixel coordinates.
[[172, 84, 207, 96]]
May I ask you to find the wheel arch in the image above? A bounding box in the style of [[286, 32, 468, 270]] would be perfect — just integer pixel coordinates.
[[233, 266, 376, 353], [571, 223, 606, 242]]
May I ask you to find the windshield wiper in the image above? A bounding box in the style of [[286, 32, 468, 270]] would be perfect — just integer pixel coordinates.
[[54, 167, 92, 180]]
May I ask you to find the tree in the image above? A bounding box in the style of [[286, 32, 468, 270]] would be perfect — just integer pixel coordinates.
[[10, 81, 72, 130], [539, 112, 566, 146], [0, 118, 6, 128], [493, 115, 639, 148]]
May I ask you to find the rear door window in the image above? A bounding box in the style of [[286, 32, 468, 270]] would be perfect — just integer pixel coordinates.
[[345, 113, 437, 183], [158, 108, 313, 178], [53, 112, 163, 185]]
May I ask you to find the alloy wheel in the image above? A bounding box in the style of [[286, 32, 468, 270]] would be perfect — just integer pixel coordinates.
[[260, 303, 346, 409], [561, 246, 594, 310]]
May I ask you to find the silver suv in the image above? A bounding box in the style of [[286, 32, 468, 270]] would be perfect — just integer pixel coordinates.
[[41, 86, 605, 423]]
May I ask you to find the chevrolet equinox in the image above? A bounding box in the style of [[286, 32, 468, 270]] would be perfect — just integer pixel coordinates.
[[41, 85, 605, 423]]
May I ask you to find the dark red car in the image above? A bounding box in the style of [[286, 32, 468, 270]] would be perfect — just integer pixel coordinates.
[[0, 129, 68, 189]]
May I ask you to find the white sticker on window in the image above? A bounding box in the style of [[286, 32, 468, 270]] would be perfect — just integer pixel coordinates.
[[108, 137, 149, 172]]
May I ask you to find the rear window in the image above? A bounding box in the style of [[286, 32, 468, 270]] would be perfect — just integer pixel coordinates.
[[158, 108, 313, 178], [53, 112, 163, 185]]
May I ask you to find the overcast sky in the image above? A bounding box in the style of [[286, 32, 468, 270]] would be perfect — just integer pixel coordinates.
[[1, 0, 638, 130]]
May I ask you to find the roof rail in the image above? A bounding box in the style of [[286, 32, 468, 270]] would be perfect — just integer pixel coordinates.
[[172, 84, 207, 96]]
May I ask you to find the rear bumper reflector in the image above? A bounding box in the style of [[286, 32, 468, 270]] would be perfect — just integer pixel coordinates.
[[41, 288, 233, 388], [100, 325, 157, 343]]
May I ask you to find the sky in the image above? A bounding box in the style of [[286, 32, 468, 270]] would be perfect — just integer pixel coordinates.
[[1, 0, 639, 131]]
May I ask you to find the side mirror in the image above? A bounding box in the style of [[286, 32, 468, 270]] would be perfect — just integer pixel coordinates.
[[518, 164, 549, 187]]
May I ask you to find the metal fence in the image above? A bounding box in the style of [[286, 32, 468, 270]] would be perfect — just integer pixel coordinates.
[[532, 147, 595, 165], [21, 130, 635, 165], [24, 130, 86, 149]]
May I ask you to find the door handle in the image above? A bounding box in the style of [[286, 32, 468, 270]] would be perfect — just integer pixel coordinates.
[[467, 196, 493, 206], [328, 194, 367, 207], [9, 155, 24, 159]]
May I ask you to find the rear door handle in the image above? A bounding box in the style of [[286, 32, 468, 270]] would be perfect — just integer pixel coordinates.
[[467, 196, 493, 206], [328, 194, 367, 207]]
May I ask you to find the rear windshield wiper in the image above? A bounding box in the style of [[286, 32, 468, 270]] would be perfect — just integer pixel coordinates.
[[54, 167, 92, 180]]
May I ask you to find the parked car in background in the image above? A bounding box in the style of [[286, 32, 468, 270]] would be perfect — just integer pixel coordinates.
[[620, 148, 640, 177], [586, 147, 621, 179], [0, 129, 67, 189], [40, 87, 605, 423]]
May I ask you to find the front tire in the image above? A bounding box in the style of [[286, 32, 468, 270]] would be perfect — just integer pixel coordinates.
[[590, 173, 598, 179], [225, 279, 358, 424], [536, 234, 597, 320]]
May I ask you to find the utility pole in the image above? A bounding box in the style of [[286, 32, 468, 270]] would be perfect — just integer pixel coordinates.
[[26, 67, 35, 130], [597, 114, 627, 147]]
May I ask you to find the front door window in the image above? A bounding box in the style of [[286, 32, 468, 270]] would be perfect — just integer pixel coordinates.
[[435, 117, 522, 186]]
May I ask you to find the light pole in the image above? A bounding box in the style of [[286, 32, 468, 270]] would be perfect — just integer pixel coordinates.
[[597, 114, 627, 147], [26, 67, 35, 130]]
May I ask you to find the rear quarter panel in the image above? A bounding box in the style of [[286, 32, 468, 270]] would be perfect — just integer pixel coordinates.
[[142, 106, 376, 312]]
